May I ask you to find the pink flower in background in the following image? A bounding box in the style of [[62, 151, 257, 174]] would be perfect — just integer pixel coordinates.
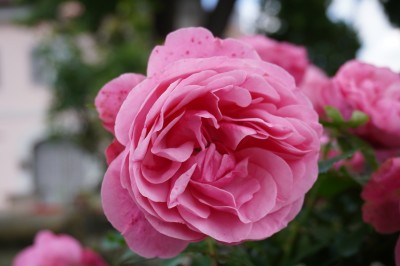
[[239, 35, 309, 84], [96, 27, 322, 258], [13, 230, 107, 266], [324, 60, 400, 148], [299, 65, 332, 116], [361, 157, 400, 234]]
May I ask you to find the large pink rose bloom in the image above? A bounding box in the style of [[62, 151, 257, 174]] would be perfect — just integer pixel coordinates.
[[96, 27, 322, 258], [361, 157, 400, 234], [239, 35, 309, 84], [324, 60, 400, 148], [13, 230, 108, 266]]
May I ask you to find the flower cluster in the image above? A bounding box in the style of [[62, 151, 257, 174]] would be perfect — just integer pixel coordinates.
[[14, 26, 400, 265]]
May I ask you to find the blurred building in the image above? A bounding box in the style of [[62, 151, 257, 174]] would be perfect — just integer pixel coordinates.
[[0, 3, 102, 211], [0, 3, 51, 211]]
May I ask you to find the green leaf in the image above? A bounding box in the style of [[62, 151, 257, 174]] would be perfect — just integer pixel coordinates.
[[162, 253, 213, 266], [119, 250, 149, 265], [321, 108, 369, 129], [317, 172, 358, 198], [318, 150, 356, 174], [191, 254, 213, 266], [325, 106, 345, 123], [161, 255, 187, 266], [348, 110, 369, 127], [101, 231, 126, 250], [334, 227, 366, 257]]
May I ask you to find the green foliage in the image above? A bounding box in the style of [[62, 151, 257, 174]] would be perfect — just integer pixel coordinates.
[[381, 0, 400, 27], [321, 106, 379, 174], [261, 0, 360, 75], [95, 105, 396, 265], [322, 106, 369, 129], [19, 0, 154, 154], [18, 1, 395, 265]]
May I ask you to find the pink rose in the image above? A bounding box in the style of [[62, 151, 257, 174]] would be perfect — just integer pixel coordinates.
[[13, 230, 107, 266], [96, 27, 322, 258], [361, 157, 400, 234], [239, 35, 309, 84], [299, 65, 332, 116], [324, 60, 400, 148]]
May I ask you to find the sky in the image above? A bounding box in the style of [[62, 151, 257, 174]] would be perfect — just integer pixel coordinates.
[[328, 0, 400, 71], [202, 0, 400, 72]]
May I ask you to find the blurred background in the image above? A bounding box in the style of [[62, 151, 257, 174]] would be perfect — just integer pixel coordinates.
[[0, 0, 399, 264]]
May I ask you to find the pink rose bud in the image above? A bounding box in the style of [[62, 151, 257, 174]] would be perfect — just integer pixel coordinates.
[[361, 157, 400, 234], [96, 27, 322, 258], [13, 230, 108, 266]]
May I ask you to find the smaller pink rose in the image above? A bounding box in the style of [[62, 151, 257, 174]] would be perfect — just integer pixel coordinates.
[[324, 60, 400, 148], [361, 158, 400, 234], [13, 230, 108, 266], [239, 35, 309, 84]]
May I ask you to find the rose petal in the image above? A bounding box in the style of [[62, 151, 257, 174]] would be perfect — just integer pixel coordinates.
[[146, 214, 205, 241], [147, 27, 259, 76], [101, 154, 188, 258], [169, 164, 197, 207], [95, 73, 145, 133], [246, 197, 304, 240], [179, 207, 253, 243], [105, 139, 125, 165]]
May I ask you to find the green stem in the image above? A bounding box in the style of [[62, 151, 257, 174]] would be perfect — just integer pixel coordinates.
[[279, 181, 321, 266], [206, 238, 218, 266]]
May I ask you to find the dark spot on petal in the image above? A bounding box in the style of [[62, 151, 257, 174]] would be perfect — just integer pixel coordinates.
[[198, 41, 202, 45], [185, 50, 190, 55], [191, 37, 195, 43], [232, 53, 237, 57]]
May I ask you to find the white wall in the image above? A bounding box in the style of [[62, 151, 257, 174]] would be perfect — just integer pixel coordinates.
[[0, 24, 51, 210]]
